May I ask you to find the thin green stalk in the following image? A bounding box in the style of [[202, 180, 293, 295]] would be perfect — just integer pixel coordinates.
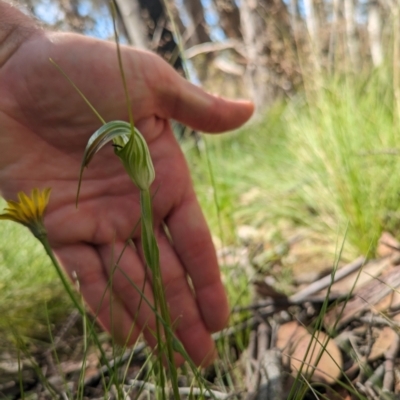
[[36, 234, 113, 374], [12, 328, 59, 398], [17, 349, 24, 400], [110, 1, 135, 134], [77, 294, 90, 400], [139, 188, 180, 399], [115, 263, 217, 400], [49, 58, 105, 125], [203, 137, 225, 257], [45, 303, 73, 398]]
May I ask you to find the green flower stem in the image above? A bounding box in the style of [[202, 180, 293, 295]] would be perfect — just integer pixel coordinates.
[[140, 189, 159, 267], [116, 264, 217, 400], [37, 234, 112, 373], [139, 189, 180, 399]]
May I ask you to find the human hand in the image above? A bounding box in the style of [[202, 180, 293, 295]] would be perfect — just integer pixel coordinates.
[[0, 8, 253, 366]]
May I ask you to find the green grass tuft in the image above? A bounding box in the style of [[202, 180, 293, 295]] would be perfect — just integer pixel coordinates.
[[189, 66, 400, 259], [0, 212, 70, 343]]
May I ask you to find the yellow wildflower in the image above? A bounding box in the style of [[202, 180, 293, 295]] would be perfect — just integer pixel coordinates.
[[0, 188, 51, 238]]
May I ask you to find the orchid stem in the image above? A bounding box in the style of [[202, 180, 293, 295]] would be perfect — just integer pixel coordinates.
[[139, 188, 180, 399]]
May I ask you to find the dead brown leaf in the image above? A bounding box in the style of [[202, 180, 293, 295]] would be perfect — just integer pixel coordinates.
[[368, 326, 398, 361], [377, 232, 400, 258], [290, 330, 343, 385], [276, 321, 307, 351], [276, 321, 308, 369]]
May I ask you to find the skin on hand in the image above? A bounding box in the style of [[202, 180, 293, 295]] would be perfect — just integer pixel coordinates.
[[0, 12, 254, 366]]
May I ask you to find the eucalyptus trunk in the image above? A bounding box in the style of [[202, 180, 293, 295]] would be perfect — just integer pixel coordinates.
[[368, 0, 383, 67], [114, 0, 147, 48], [212, 0, 242, 39], [240, 0, 271, 110], [184, 0, 211, 46], [344, 0, 359, 70]]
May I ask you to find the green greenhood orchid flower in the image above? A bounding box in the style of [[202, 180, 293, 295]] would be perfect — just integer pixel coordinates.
[[77, 121, 155, 203]]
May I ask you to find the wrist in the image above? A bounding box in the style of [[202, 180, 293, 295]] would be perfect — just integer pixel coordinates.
[[0, 1, 41, 67]]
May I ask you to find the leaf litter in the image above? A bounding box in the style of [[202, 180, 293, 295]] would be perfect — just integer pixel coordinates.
[[3, 232, 400, 399]]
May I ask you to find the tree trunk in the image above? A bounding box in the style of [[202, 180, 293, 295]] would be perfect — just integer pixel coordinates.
[[184, 0, 211, 46], [303, 0, 319, 52], [212, 0, 242, 39], [368, 0, 383, 67], [328, 0, 341, 72], [114, 0, 148, 48], [240, 0, 270, 110], [114, 0, 184, 72], [163, 0, 187, 42], [240, 0, 299, 110], [344, 0, 359, 70]]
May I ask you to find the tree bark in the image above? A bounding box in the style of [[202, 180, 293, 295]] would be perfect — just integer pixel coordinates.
[[184, 0, 211, 46], [212, 0, 242, 39], [303, 0, 319, 52], [240, 0, 299, 110], [114, 0, 184, 72], [240, 0, 270, 110], [114, 0, 147, 48], [344, 0, 359, 69], [368, 0, 383, 67], [328, 0, 341, 72]]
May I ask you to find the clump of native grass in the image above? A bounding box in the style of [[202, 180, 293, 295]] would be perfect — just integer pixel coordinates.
[[0, 218, 69, 342], [192, 65, 400, 260]]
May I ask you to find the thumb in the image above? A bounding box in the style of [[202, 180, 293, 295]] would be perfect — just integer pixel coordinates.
[[155, 64, 254, 133]]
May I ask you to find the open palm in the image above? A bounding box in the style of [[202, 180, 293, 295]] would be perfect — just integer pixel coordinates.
[[0, 29, 253, 365]]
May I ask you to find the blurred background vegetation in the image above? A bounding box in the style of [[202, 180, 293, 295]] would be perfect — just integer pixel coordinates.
[[3, 0, 400, 340]]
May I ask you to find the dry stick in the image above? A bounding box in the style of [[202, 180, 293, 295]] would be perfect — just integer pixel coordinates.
[[44, 309, 80, 357], [256, 322, 283, 400], [83, 343, 146, 387], [212, 317, 258, 341], [232, 293, 345, 313], [326, 266, 400, 329], [365, 364, 385, 388], [255, 322, 269, 400], [245, 329, 259, 396], [383, 333, 400, 393], [289, 256, 365, 303], [360, 316, 375, 383], [359, 315, 400, 329], [260, 349, 283, 400], [218, 257, 365, 343], [356, 382, 380, 400], [127, 380, 230, 399], [346, 334, 367, 383], [217, 298, 343, 342]]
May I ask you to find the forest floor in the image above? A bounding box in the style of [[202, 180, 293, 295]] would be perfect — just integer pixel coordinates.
[[2, 229, 400, 400]]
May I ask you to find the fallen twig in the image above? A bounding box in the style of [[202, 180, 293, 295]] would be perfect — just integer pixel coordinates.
[[128, 380, 232, 399], [358, 315, 400, 329], [289, 257, 366, 303], [44, 309, 80, 356], [325, 266, 400, 329], [84, 343, 146, 387], [383, 333, 400, 392], [245, 329, 259, 396], [232, 294, 346, 314]]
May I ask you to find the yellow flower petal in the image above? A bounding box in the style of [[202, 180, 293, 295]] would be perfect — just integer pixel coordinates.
[[0, 188, 52, 238]]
